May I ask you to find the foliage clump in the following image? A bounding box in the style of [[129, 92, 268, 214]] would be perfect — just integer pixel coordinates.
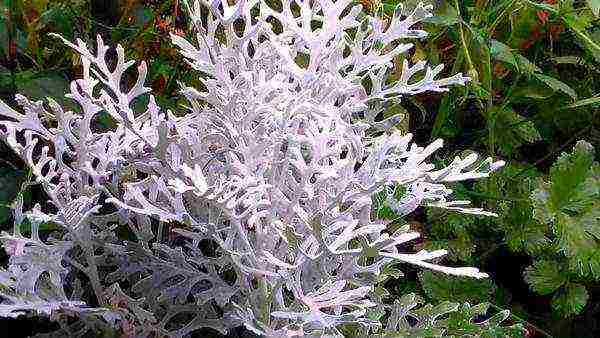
[[0, 1, 521, 336]]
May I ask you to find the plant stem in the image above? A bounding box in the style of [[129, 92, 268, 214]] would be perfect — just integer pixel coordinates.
[[489, 0, 519, 35], [454, 0, 476, 80]]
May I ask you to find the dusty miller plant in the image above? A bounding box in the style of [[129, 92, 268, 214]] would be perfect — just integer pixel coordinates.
[[0, 0, 510, 336]]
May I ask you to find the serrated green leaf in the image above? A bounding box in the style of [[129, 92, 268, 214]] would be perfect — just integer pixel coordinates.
[[489, 107, 541, 156], [445, 303, 525, 337], [551, 284, 589, 316], [531, 180, 554, 224], [524, 260, 567, 295], [500, 199, 549, 254], [556, 213, 600, 278], [420, 271, 496, 304], [531, 142, 600, 278], [534, 141, 596, 217]]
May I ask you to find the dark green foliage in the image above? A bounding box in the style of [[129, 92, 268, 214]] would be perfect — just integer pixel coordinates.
[[524, 260, 567, 296], [420, 271, 497, 304], [551, 283, 589, 317], [531, 141, 600, 279]]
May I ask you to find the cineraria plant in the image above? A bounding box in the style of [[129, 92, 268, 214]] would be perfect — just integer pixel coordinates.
[[0, 0, 517, 336]]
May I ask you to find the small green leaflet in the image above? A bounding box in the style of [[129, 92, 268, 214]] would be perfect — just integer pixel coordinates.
[[524, 260, 567, 295], [552, 284, 589, 317]]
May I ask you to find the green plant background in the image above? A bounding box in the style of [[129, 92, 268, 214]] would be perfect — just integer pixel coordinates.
[[0, 0, 599, 337]]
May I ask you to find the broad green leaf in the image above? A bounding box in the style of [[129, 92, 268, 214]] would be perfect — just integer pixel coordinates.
[[533, 141, 596, 216], [515, 54, 541, 75], [532, 141, 600, 278], [524, 260, 567, 295], [533, 73, 577, 100], [17, 74, 73, 109], [490, 40, 518, 69], [512, 82, 555, 100], [488, 107, 541, 156], [37, 7, 75, 36], [425, 1, 460, 26], [565, 95, 600, 109], [551, 284, 589, 316]]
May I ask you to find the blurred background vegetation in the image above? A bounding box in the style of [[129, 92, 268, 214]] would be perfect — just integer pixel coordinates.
[[0, 0, 599, 337]]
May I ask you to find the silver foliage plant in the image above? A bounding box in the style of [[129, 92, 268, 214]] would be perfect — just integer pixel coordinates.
[[0, 0, 506, 336]]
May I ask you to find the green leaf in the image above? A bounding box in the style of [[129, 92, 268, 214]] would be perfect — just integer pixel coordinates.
[[419, 271, 496, 304], [559, 211, 600, 278], [37, 7, 75, 37], [551, 56, 586, 65], [524, 260, 567, 295], [524, 0, 557, 14], [502, 211, 549, 254], [533, 141, 596, 217], [515, 54, 542, 75], [16, 74, 74, 109], [565, 95, 600, 109], [533, 73, 578, 100], [562, 12, 600, 62], [531, 141, 600, 278], [551, 284, 589, 316], [488, 165, 550, 254], [490, 40, 518, 69], [445, 303, 525, 337], [488, 107, 541, 156], [425, 1, 460, 26]]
